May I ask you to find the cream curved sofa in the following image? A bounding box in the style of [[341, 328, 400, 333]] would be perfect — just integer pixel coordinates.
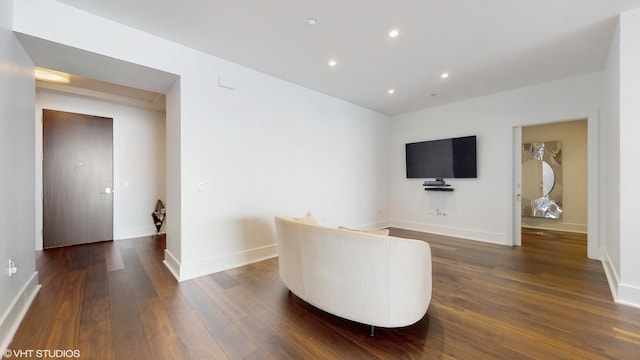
[[275, 215, 432, 330]]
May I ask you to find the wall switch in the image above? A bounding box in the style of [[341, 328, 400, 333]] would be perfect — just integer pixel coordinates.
[[8, 259, 17, 276], [196, 178, 205, 192]]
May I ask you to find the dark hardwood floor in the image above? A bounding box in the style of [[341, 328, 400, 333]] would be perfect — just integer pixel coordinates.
[[6, 228, 640, 359]]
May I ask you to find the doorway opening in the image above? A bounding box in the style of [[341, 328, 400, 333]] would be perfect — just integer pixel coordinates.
[[521, 119, 588, 234], [512, 114, 599, 260], [36, 72, 169, 250]]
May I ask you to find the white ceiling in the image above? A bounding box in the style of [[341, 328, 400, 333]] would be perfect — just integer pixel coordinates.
[[54, 0, 640, 115]]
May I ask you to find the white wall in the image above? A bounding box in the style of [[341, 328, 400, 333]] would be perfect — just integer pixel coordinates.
[[164, 80, 182, 267], [13, 0, 390, 281], [35, 91, 166, 249], [600, 20, 621, 299], [176, 67, 390, 279], [0, 0, 39, 350], [601, 8, 640, 309], [389, 73, 602, 245], [617, 9, 640, 306], [521, 120, 588, 233]]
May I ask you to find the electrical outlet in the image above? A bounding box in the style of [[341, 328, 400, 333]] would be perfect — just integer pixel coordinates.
[[429, 209, 449, 216], [8, 259, 17, 276]]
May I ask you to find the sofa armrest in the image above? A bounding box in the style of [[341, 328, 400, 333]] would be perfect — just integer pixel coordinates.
[[388, 238, 432, 326]]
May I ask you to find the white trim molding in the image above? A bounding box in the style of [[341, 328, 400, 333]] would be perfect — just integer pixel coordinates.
[[162, 249, 182, 281], [601, 248, 620, 301], [388, 219, 508, 245], [0, 272, 41, 352], [617, 284, 640, 309], [521, 222, 588, 234], [601, 247, 640, 309], [164, 244, 278, 282]]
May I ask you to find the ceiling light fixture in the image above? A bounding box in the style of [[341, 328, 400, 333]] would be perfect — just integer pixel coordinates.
[[34, 67, 71, 84], [388, 29, 400, 38], [441, 72, 449, 79], [328, 59, 337, 67], [307, 18, 318, 25], [388, 89, 395, 94]]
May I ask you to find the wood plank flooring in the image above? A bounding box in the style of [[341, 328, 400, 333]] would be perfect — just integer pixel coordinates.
[[6, 228, 640, 359]]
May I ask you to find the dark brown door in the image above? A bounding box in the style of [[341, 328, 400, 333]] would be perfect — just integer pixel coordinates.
[[43, 109, 113, 248]]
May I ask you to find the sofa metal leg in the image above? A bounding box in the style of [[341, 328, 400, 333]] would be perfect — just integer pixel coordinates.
[[370, 325, 375, 336]]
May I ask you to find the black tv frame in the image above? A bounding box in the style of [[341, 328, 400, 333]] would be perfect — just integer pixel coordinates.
[[405, 135, 477, 180]]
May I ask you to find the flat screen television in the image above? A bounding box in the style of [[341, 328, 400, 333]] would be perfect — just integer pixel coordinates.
[[405, 135, 477, 179]]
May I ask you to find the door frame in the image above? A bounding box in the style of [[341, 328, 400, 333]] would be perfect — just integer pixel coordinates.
[[510, 111, 600, 260], [510, 127, 522, 247]]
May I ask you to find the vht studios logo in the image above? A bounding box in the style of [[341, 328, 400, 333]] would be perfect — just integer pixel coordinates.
[[3, 349, 81, 358]]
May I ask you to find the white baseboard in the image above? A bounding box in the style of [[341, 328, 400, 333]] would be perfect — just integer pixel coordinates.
[[163, 249, 182, 281], [115, 225, 159, 240], [601, 248, 619, 300], [520, 220, 588, 234], [0, 272, 41, 352], [351, 220, 393, 231], [617, 284, 640, 309], [388, 219, 508, 245], [164, 244, 278, 282], [599, 248, 640, 309]]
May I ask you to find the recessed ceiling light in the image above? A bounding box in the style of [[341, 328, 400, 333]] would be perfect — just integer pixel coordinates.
[[34, 67, 70, 84], [387, 89, 395, 94], [441, 72, 449, 79], [307, 18, 318, 25], [389, 29, 400, 38], [328, 59, 337, 67]]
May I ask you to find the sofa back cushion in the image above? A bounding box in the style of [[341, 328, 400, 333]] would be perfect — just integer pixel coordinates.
[[292, 211, 318, 225], [338, 226, 390, 236]]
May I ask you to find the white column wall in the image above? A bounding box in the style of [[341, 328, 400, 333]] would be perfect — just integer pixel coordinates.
[[617, 9, 640, 306], [601, 19, 621, 301], [164, 80, 182, 268]]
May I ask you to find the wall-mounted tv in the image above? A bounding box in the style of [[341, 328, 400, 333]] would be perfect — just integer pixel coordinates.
[[405, 135, 477, 179]]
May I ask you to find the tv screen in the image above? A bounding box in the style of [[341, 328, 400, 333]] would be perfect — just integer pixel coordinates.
[[405, 135, 477, 179]]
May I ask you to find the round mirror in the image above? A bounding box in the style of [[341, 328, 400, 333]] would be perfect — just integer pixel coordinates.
[[541, 161, 555, 197], [521, 141, 563, 219]]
